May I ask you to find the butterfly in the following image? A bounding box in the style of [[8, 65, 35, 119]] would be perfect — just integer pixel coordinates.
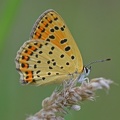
[[15, 9, 90, 86]]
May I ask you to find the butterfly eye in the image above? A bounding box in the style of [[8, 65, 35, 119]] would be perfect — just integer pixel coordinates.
[[84, 67, 91, 76]]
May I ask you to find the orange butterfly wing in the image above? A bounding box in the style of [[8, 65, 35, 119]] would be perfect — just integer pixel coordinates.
[[15, 9, 83, 85]]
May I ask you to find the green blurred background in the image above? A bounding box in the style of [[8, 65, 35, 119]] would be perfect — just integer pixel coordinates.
[[0, 0, 119, 119]]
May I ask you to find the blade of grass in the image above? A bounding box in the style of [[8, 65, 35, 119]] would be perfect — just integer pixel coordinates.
[[0, 0, 21, 53]]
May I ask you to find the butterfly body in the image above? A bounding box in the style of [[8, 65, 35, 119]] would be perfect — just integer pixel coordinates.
[[15, 9, 84, 85]]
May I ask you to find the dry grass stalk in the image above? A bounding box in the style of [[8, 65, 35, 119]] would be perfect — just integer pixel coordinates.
[[26, 77, 113, 120]]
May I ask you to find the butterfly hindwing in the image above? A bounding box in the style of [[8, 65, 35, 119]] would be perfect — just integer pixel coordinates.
[[16, 40, 76, 85]]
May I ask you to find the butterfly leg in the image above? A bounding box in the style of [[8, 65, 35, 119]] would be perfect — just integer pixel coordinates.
[[83, 77, 90, 83]]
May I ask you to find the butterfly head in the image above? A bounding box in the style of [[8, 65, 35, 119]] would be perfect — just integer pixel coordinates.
[[77, 58, 111, 83], [84, 66, 91, 77], [77, 66, 91, 83]]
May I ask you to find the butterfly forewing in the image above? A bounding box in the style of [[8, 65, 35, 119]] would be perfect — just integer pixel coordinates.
[[30, 9, 83, 72], [16, 9, 83, 85]]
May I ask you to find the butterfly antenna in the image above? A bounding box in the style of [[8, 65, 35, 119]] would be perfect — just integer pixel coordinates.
[[85, 58, 111, 68]]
